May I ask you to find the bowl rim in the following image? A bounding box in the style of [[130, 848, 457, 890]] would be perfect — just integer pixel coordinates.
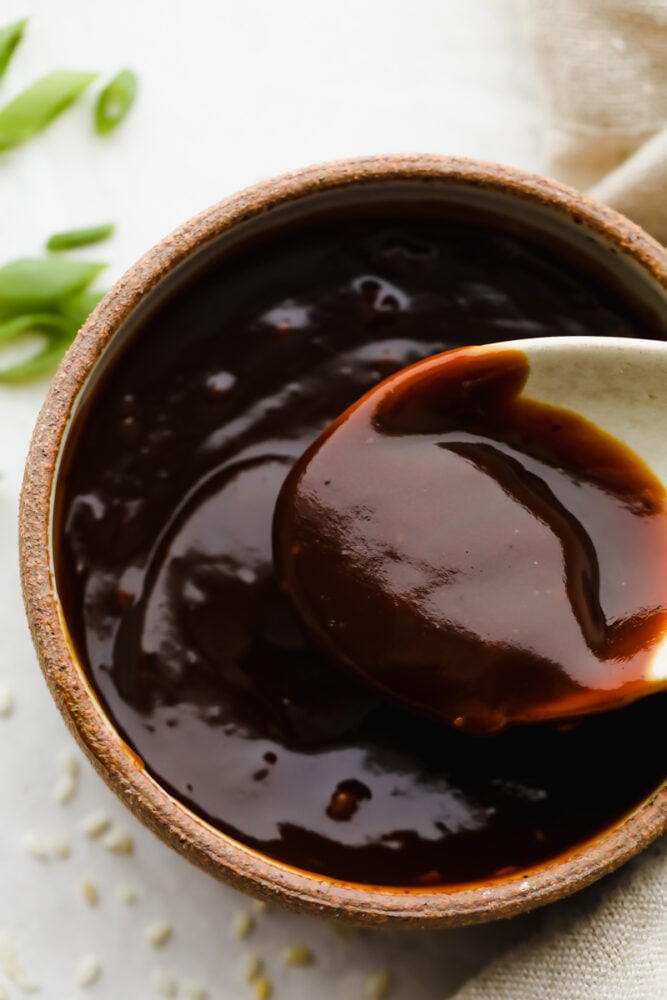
[[19, 153, 667, 928]]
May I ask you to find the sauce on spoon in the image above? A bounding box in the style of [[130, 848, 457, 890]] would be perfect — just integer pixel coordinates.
[[275, 345, 667, 734]]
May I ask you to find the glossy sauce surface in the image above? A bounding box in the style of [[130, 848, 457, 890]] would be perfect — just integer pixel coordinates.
[[57, 210, 667, 887], [275, 346, 667, 734]]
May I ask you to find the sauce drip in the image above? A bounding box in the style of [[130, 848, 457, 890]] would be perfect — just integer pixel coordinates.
[[275, 346, 667, 735], [56, 211, 667, 887]]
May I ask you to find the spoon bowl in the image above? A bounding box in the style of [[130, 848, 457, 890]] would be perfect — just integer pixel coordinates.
[[499, 336, 667, 483], [275, 336, 667, 733]]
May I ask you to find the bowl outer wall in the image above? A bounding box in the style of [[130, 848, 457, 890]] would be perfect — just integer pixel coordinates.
[[18, 154, 667, 928]]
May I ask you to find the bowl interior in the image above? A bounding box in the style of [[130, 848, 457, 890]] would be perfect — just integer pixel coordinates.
[[24, 159, 667, 927]]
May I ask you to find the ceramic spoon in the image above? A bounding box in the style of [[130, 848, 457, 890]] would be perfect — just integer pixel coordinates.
[[274, 337, 667, 735]]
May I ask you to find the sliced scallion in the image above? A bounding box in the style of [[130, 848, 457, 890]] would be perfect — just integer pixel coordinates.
[[0, 18, 27, 81], [0, 312, 73, 384], [0, 257, 105, 319], [94, 69, 137, 135], [57, 288, 105, 329], [0, 337, 73, 383], [0, 312, 70, 344], [46, 223, 115, 252], [0, 69, 97, 152]]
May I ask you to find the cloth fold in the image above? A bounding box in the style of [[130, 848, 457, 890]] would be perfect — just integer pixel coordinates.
[[454, 3, 667, 997], [524, 0, 667, 242], [455, 841, 666, 999]]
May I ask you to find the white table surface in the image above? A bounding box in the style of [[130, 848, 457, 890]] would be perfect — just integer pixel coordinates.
[[0, 2, 548, 997]]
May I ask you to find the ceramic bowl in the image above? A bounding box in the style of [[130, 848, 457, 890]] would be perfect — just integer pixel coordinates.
[[19, 155, 667, 928]]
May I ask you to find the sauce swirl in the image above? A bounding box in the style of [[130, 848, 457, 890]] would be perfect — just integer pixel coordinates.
[[57, 210, 667, 886]]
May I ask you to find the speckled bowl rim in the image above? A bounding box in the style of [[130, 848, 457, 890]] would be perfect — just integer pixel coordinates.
[[19, 154, 667, 928]]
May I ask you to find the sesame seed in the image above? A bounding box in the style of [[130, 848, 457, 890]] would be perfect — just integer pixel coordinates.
[[0, 933, 40, 993], [22, 830, 70, 862], [151, 968, 178, 997], [144, 922, 173, 947], [53, 752, 79, 803], [22, 832, 50, 861], [116, 884, 138, 905], [81, 878, 99, 906], [13, 972, 41, 992], [282, 944, 314, 967], [81, 812, 111, 839], [53, 772, 77, 805], [182, 982, 208, 1000], [101, 827, 134, 854], [0, 687, 14, 718], [366, 970, 393, 999], [58, 747, 80, 779], [48, 832, 71, 859], [253, 975, 273, 1000], [76, 954, 101, 988], [242, 951, 264, 983], [231, 911, 255, 940]]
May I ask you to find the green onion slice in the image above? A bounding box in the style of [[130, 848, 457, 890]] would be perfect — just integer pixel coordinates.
[[94, 69, 138, 134], [57, 288, 105, 329], [0, 338, 72, 383], [0, 258, 104, 320], [0, 287, 107, 383], [46, 223, 114, 252], [0, 312, 70, 344], [0, 312, 73, 383], [0, 18, 27, 81], [0, 69, 97, 152]]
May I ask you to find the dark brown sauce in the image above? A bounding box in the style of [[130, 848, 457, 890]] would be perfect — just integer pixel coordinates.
[[275, 346, 667, 735], [56, 209, 667, 888]]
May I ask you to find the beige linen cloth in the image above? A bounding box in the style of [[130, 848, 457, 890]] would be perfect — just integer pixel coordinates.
[[454, 3, 667, 998], [526, 0, 667, 242]]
